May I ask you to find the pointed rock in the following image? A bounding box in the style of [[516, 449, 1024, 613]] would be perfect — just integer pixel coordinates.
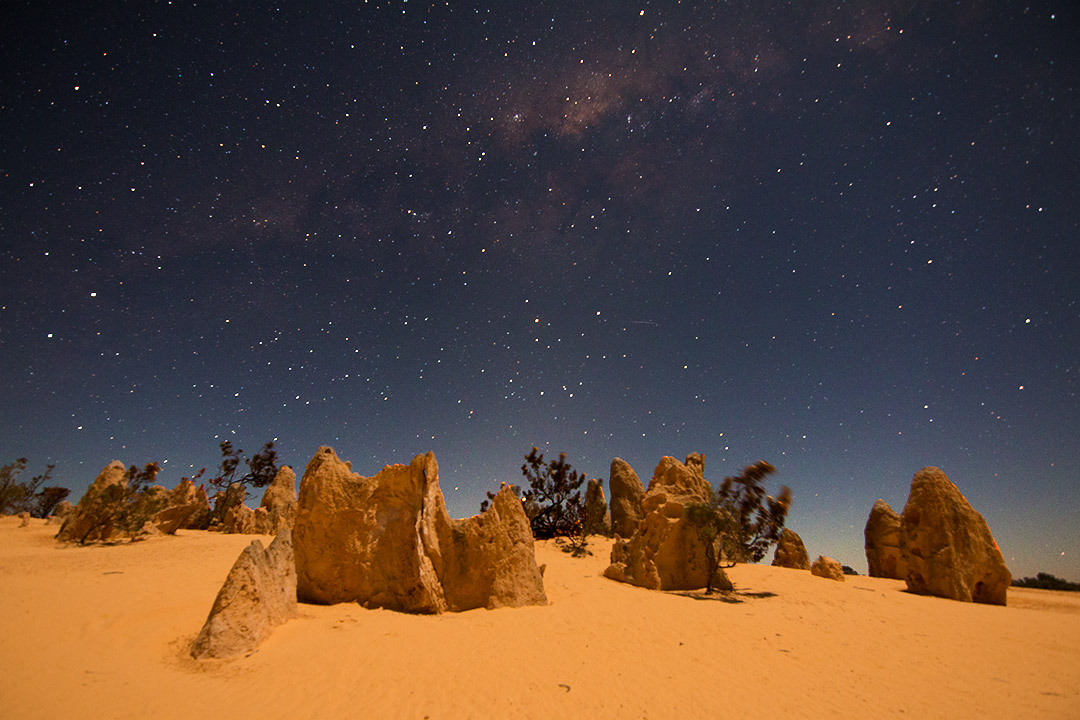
[[56, 461, 129, 544], [864, 499, 907, 579], [900, 467, 1011, 605], [608, 458, 644, 538], [583, 478, 610, 536], [256, 466, 297, 534], [191, 529, 298, 659]]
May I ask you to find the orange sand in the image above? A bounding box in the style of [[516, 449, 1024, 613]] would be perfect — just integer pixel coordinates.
[[1, 516, 1077, 719]]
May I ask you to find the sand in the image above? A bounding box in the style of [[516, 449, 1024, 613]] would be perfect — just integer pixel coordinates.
[[1, 516, 1077, 719]]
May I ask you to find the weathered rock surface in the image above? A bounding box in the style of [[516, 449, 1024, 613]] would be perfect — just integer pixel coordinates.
[[604, 454, 722, 591], [772, 528, 811, 570], [900, 467, 1011, 605], [865, 499, 907, 579], [608, 458, 645, 538], [152, 479, 212, 534], [255, 466, 296, 535], [190, 529, 297, 659], [811, 555, 845, 581], [293, 446, 546, 613], [56, 461, 128, 543], [583, 478, 610, 536], [212, 483, 247, 529], [18, 511, 30, 527], [223, 502, 257, 534]]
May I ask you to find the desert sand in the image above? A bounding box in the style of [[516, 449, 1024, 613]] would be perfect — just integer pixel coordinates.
[[1, 516, 1077, 719]]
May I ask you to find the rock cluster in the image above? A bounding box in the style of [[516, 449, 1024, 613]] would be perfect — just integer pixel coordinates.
[[152, 479, 212, 534], [811, 555, 845, 581], [608, 458, 644, 538], [899, 467, 1010, 605], [583, 478, 611, 536], [190, 529, 298, 659], [772, 528, 811, 570], [293, 447, 546, 613], [864, 499, 907, 580], [604, 454, 722, 591]]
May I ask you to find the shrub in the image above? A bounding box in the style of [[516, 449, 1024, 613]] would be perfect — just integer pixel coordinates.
[[481, 447, 586, 541], [685, 461, 792, 593], [0, 458, 65, 517], [1011, 572, 1080, 592]]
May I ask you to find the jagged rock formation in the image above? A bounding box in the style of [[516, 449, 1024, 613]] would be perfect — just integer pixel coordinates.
[[152, 479, 212, 534], [293, 447, 546, 613], [811, 555, 845, 581], [55, 461, 129, 543], [583, 478, 610, 536], [190, 529, 297, 659], [864, 499, 907, 579], [772, 528, 811, 570], [608, 458, 644, 538], [212, 483, 247, 530], [604, 454, 719, 591], [255, 466, 296, 535], [900, 467, 1011, 605]]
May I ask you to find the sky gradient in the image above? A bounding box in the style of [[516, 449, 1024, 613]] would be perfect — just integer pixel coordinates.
[[2, 1, 1077, 578]]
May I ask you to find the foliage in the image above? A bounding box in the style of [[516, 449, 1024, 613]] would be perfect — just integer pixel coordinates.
[[685, 461, 792, 593], [1011, 572, 1080, 592], [0, 458, 65, 517], [73, 462, 165, 544], [208, 440, 278, 491], [34, 487, 71, 519], [480, 447, 586, 541]]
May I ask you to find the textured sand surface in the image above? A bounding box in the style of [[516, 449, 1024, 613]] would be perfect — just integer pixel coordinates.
[[2, 516, 1077, 719]]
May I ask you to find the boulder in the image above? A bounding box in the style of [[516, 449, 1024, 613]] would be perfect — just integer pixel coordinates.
[[293, 446, 546, 613], [18, 511, 31, 527], [608, 457, 645, 538], [190, 529, 297, 659], [864, 499, 907, 579], [604, 454, 723, 591], [52, 500, 75, 520], [56, 461, 129, 544], [583, 478, 610, 536], [772, 528, 811, 569], [255, 466, 297, 534], [811, 555, 845, 581], [900, 467, 1011, 605]]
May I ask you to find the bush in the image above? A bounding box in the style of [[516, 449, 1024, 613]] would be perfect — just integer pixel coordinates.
[[481, 447, 585, 541], [685, 461, 792, 593], [1012, 572, 1080, 592], [0, 458, 65, 517]]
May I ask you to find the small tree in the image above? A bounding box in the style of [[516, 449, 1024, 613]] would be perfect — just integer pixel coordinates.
[[480, 447, 586, 541], [209, 441, 278, 492], [0, 458, 61, 516], [33, 486, 71, 519], [685, 461, 792, 594], [208, 440, 278, 523]]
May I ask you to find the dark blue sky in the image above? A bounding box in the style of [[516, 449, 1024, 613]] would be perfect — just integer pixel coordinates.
[[2, 1, 1077, 578]]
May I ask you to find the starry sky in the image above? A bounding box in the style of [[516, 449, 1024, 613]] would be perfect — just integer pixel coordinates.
[[2, 1, 1077, 578]]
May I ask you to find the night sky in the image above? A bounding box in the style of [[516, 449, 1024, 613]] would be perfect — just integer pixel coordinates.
[[2, 1, 1077, 578]]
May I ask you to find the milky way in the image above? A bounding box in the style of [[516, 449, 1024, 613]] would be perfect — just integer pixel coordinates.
[[2, 1, 1077, 577]]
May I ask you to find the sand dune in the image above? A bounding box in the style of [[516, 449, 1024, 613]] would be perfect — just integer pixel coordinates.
[[2, 516, 1077, 719]]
